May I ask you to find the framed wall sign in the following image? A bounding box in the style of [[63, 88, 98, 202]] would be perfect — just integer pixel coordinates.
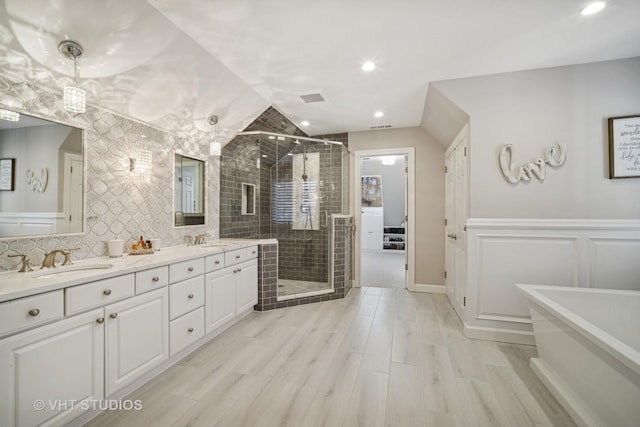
[[0, 158, 15, 191], [608, 115, 640, 179]]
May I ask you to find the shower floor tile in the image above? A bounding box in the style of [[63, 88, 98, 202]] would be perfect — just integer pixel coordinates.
[[278, 279, 331, 296]]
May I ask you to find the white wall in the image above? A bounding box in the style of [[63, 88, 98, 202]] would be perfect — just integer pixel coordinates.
[[361, 157, 405, 226], [433, 57, 640, 219], [0, 124, 71, 212], [349, 127, 445, 287]]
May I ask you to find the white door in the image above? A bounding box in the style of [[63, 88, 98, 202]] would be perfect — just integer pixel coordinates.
[[0, 308, 104, 427], [205, 267, 235, 334], [63, 153, 83, 234], [444, 128, 469, 316], [105, 288, 169, 396], [235, 260, 258, 314]]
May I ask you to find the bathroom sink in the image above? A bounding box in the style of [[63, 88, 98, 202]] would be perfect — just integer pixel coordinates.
[[32, 263, 113, 278]]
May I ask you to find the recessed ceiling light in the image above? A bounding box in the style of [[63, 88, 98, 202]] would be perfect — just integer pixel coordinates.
[[374, 111, 384, 118], [301, 120, 310, 127], [580, 1, 605, 15], [268, 135, 275, 139], [362, 61, 375, 71], [261, 154, 267, 158]]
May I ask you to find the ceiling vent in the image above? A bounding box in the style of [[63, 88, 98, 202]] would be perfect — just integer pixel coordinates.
[[300, 93, 326, 103], [370, 125, 392, 129]]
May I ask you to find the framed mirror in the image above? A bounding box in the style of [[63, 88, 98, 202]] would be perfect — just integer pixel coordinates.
[[0, 109, 84, 238], [174, 153, 206, 226]]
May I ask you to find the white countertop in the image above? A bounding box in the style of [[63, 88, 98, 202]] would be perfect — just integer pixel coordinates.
[[0, 238, 277, 303]]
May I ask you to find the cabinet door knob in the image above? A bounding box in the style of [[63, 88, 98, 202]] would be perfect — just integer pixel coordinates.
[[235, 255, 240, 259], [152, 276, 159, 282], [215, 260, 220, 265], [96, 317, 105, 324], [188, 267, 194, 272], [233, 269, 238, 273], [110, 313, 118, 319], [28, 308, 40, 317], [252, 251, 256, 254], [188, 328, 194, 333], [237, 268, 242, 272], [103, 289, 112, 296], [188, 294, 194, 299]]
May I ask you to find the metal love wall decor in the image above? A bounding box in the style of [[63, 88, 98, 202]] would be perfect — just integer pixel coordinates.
[[498, 143, 567, 184], [25, 168, 48, 192]]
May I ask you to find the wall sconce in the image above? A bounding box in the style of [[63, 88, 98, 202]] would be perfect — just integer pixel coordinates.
[[58, 40, 86, 114], [208, 114, 221, 156], [0, 108, 19, 122], [130, 150, 152, 183]]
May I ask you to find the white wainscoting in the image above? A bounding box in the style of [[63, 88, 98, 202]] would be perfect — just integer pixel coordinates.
[[0, 212, 64, 238], [464, 219, 640, 345]]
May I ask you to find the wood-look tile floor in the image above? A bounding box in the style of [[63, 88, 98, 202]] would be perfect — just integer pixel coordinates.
[[86, 287, 576, 427]]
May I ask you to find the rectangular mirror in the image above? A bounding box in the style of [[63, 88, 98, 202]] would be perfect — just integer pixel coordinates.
[[0, 109, 84, 238], [174, 153, 205, 226]]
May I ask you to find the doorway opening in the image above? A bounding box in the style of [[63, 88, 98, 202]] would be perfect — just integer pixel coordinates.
[[355, 148, 415, 290]]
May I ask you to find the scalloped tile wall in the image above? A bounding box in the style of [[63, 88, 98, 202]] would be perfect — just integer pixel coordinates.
[[0, 73, 219, 271]]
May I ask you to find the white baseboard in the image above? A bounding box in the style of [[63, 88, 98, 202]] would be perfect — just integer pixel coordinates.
[[463, 323, 536, 345], [414, 283, 446, 294]]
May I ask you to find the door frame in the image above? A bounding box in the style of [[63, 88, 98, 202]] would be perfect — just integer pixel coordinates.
[[62, 152, 83, 234], [354, 147, 415, 291]]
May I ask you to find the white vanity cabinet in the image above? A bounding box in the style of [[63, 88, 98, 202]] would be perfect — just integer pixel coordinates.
[[205, 267, 235, 334], [235, 260, 258, 314], [0, 241, 262, 426], [104, 287, 169, 396], [205, 246, 258, 334], [0, 308, 104, 427]]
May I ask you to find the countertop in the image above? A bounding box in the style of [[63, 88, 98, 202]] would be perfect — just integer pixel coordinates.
[[0, 238, 277, 303]]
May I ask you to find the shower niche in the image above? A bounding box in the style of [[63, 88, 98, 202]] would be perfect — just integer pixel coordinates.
[[219, 131, 349, 300]]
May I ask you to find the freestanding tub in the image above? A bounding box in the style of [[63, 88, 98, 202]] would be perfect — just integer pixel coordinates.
[[517, 284, 640, 427]]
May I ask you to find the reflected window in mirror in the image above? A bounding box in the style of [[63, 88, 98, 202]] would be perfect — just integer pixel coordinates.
[[174, 153, 205, 226], [0, 110, 84, 238]]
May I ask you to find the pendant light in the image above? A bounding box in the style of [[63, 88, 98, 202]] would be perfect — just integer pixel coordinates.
[[58, 40, 86, 114], [208, 114, 221, 156]]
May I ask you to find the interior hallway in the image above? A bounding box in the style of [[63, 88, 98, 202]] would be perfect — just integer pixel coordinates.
[[360, 251, 406, 288], [87, 287, 575, 427]]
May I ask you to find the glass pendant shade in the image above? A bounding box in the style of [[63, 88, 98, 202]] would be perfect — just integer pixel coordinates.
[[210, 140, 221, 156], [0, 108, 19, 121], [63, 86, 86, 114]]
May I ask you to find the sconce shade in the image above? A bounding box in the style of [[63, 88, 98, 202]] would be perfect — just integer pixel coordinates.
[[130, 150, 152, 183], [0, 108, 19, 121], [63, 86, 86, 114]]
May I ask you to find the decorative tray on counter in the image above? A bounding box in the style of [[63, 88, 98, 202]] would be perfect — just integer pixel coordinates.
[[128, 248, 154, 256]]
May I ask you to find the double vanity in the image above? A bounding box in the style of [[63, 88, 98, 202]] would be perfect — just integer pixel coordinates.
[[0, 239, 268, 427]]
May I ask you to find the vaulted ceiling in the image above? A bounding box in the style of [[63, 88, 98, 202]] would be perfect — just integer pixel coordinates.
[[1, 0, 639, 143]]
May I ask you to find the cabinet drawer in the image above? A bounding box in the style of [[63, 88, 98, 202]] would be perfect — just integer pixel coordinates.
[[245, 245, 258, 260], [169, 258, 204, 283], [205, 253, 225, 272], [224, 248, 245, 267], [0, 290, 64, 337], [136, 266, 169, 294], [169, 276, 204, 320], [66, 274, 135, 315], [170, 307, 204, 356]]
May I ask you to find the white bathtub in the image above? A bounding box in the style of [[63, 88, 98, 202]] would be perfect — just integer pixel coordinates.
[[517, 284, 640, 427]]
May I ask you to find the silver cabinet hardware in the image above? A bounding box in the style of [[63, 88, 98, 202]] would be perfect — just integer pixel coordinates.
[[110, 313, 118, 319], [103, 289, 112, 296], [235, 255, 240, 259], [237, 268, 242, 272], [233, 269, 238, 273], [188, 294, 194, 299], [188, 267, 194, 272], [188, 328, 194, 333], [152, 276, 159, 282], [28, 309, 40, 317], [251, 250, 256, 255], [215, 260, 220, 265], [96, 317, 105, 324]]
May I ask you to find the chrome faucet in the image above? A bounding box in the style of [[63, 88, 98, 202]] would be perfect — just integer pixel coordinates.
[[194, 233, 211, 245], [41, 248, 78, 269]]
